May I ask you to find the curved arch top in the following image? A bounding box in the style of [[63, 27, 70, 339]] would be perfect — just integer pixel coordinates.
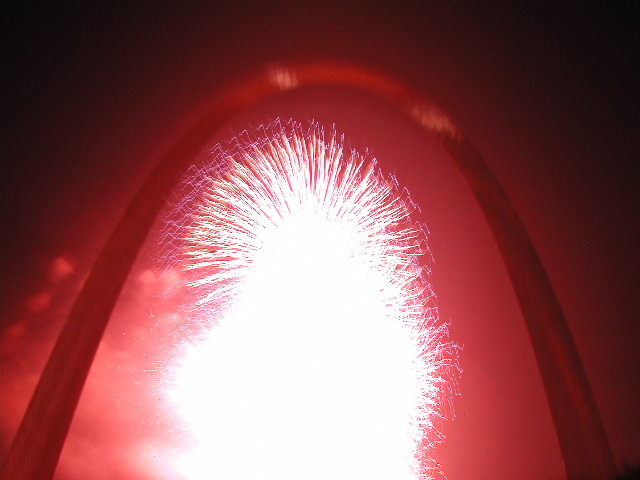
[[2, 62, 616, 480]]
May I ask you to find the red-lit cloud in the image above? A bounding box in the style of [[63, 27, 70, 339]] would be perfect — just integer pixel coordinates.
[[0, 255, 190, 479]]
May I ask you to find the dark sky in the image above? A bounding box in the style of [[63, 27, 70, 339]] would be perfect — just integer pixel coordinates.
[[0, 3, 638, 479]]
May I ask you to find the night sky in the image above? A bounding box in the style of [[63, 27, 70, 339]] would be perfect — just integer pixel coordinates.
[[1, 3, 638, 479]]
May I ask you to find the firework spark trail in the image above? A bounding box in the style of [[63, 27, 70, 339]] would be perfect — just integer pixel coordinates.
[[168, 121, 455, 480]]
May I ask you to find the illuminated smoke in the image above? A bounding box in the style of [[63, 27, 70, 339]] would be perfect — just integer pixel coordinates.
[[168, 121, 455, 480]]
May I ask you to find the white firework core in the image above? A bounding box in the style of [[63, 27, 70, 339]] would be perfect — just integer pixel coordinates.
[[170, 121, 452, 480]]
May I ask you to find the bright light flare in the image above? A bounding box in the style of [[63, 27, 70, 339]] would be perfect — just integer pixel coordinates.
[[168, 121, 454, 479]]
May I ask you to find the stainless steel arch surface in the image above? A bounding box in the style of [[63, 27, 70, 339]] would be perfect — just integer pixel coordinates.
[[2, 62, 616, 480]]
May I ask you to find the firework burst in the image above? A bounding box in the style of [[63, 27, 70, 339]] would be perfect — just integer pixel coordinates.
[[169, 121, 455, 480]]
